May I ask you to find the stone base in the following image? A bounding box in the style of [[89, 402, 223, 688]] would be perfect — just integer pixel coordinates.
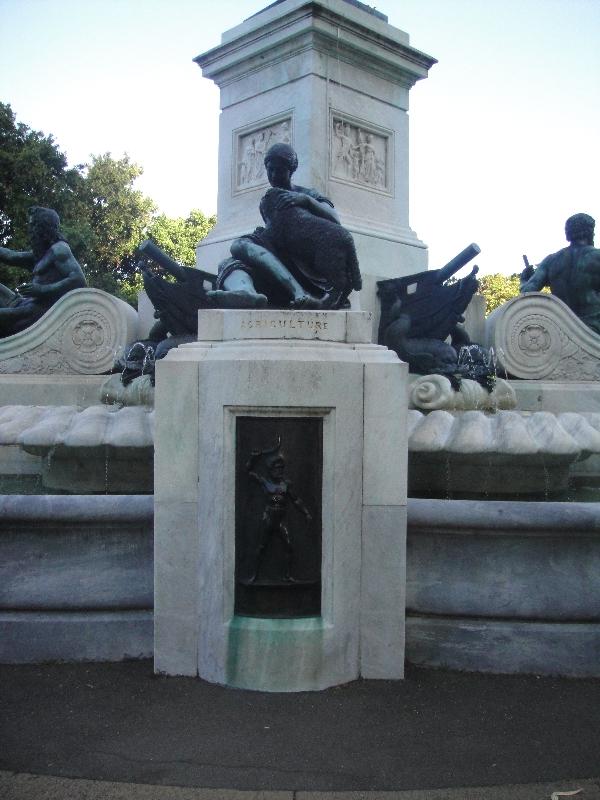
[[154, 309, 408, 690], [406, 498, 600, 677], [407, 616, 600, 678], [0, 495, 154, 664], [0, 610, 153, 664]]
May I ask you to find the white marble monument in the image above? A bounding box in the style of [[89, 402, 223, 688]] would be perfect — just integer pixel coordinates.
[[154, 309, 408, 690], [194, 0, 436, 320]]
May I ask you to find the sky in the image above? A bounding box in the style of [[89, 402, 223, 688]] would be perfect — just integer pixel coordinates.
[[1, 0, 599, 276]]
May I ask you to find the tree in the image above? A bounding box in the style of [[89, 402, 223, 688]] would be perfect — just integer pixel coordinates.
[[75, 153, 156, 295], [0, 105, 216, 304], [0, 101, 85, 285], [477, 273, 521, 315], [116, 209, 217, 305], [147, 209, 216, 267]]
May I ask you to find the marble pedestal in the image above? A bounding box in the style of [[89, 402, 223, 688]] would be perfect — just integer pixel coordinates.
[[154, 310, 407, 691], [194, 0, 436, 330]]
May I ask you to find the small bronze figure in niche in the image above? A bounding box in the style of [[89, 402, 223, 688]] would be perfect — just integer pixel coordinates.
[[246, 437, 312, 584], [235, 416, 322, 617]]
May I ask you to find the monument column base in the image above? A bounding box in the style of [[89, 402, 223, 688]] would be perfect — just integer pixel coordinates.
[[154, 310, 407, 691]]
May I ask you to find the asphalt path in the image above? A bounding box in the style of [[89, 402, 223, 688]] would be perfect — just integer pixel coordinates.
[[1, 661, 599, 793]]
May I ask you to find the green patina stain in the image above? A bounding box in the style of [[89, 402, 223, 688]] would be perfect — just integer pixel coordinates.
[[226, 615, 324, 690]]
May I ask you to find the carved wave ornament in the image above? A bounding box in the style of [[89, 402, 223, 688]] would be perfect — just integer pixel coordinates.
[[2, 402, 600, 470], [409, 375, 516, 411]]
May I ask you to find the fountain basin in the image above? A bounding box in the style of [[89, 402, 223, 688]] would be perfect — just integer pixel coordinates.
[[0, 495, 153, 663], [408, 409, 600, 495], [4, 403, 600, 497], [407, 498, 600, 677], [1, 494, 598, 677]]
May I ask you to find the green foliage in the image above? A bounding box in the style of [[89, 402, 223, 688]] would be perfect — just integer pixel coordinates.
[[0, 101, 85, 285], [147, 210, 216, 267], [477, 273, 521, 315], [68, 153, 156, 297], [0, 104, 216, 304]]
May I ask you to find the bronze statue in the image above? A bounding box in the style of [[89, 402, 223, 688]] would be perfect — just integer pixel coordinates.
[[258, 185, 361, 309], [133, 143, 362, 368], [521, 213, 600, 333], [212, 143, 361, 310], [137, 238, 216, 339], [377, 244, 491, 384], [0, 207, 86, 337], [245, 438, 312, 584]]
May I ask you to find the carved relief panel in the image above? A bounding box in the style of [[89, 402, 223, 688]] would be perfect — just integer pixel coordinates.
[[233, 114, 293, 194], [235, 415, 322, 618], [330, 113, 393, 194]]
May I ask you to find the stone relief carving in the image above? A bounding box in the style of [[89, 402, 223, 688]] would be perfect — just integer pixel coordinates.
[[409, 374, 516, 411], [236, 118, 292, 191], [0, 288, 137, 375], [61, 311, 114, 372], [71, 319, 106, 352], [486, 292, 600, 381], [331, 117, 389, 191], [0, 348, 67, 375], [518, 323, 552, 355], [0, 311, 113, 375]]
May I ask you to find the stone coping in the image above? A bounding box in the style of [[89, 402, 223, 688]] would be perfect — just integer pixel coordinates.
[[408, 409, 600, 460], [409, 497, 600, 534], [0, 405, 154, 453], [0, 493, 153, 522]]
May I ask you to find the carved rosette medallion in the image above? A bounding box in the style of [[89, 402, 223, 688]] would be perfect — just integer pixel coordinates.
[[61, 309, 113, 372], [330, 112, 392, 194], [234, 113, 293, 193], [517, 320, 553, 355], [508, 313, 562, 374]]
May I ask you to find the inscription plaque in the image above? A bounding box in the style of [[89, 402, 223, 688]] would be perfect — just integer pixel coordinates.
[[235, 416, 322, 617]]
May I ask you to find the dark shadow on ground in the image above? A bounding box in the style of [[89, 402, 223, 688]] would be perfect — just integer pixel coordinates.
[[1, 660, 599, 791]]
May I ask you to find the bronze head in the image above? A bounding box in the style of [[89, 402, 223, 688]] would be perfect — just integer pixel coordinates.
[[565, 213, 595, 245], [28, 206, 65, 259], [264, 143, 298, 175]]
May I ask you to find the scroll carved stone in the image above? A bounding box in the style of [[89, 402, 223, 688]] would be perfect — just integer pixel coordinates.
[[0, 288, 138, 375], [409, 374, 516, 411], [486, 292, 600, 381]]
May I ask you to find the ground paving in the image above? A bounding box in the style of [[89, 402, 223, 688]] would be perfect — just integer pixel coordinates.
[[1, 661, 598, 798]]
